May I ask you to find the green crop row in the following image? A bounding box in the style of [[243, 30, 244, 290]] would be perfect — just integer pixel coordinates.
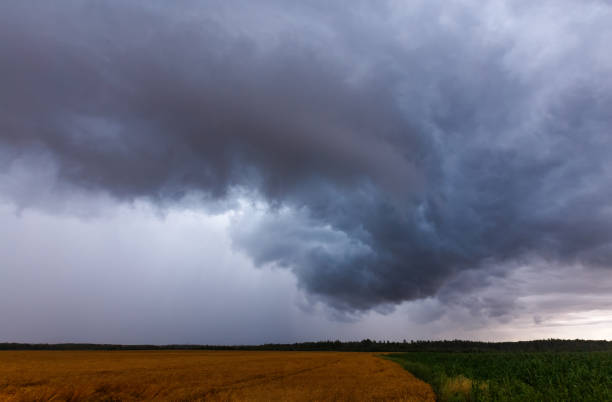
[[385, 351, 612, 401]]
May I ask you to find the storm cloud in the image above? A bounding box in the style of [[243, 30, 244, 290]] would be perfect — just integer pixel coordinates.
[[1, 0, 612, 315]]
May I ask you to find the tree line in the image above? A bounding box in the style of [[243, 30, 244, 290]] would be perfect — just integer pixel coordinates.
[[1, 339, 611, 352]]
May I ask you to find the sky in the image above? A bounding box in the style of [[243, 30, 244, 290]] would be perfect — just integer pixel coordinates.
[[1, 0, 612, 344]]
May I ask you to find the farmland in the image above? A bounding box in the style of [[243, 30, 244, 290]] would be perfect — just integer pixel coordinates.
[[0, 350, 434, 401], [2, 341, 610, 401], [386, 351, 612, 401]]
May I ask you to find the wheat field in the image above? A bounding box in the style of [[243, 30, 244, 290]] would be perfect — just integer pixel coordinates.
[[0, 350, 434, 401]]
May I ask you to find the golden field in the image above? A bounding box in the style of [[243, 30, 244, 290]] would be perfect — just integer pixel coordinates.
[[0, 350, 434, 401]]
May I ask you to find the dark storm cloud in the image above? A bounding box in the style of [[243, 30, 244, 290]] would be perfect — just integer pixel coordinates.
[[1, 0, 612, 313]]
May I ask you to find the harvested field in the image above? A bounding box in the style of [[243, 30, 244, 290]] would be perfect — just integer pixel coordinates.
[[0, 351, 434, 401]]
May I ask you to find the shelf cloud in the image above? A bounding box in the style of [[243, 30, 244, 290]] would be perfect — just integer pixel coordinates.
[[1, 0, 612, 318]]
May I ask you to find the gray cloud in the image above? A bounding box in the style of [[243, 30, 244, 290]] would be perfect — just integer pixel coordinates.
[[1, 0, 612, 315]]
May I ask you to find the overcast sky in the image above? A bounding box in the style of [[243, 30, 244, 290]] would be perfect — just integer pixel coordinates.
[[1, 0, 612, 344]]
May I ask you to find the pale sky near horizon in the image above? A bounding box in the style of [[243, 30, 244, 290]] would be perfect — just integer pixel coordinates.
[[1, 0, 612, 343]]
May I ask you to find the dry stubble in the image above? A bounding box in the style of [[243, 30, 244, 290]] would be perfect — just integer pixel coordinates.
[[0, 350, 434, 401]]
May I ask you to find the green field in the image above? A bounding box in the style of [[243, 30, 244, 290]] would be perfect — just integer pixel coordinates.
[[386, 351, 612, 402]]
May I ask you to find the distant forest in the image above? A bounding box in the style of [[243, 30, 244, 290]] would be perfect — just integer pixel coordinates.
[[2, 339, 611, 353]]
